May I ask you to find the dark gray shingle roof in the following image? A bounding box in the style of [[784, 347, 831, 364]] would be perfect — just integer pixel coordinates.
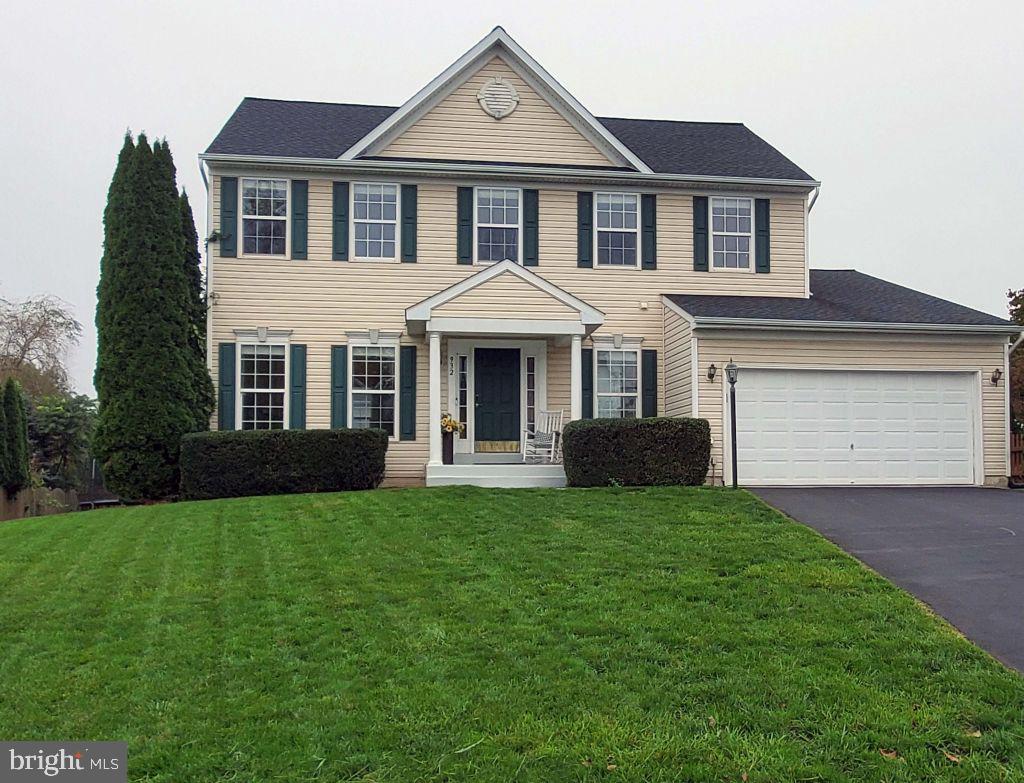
[[666, 270, 1015, 328], [205, 98, 815, 181]]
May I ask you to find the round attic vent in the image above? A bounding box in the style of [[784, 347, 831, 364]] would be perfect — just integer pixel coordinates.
[[477, 77, 519, 119]]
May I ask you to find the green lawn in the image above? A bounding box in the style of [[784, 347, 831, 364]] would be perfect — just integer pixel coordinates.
[[1, 487, 1022, 782]]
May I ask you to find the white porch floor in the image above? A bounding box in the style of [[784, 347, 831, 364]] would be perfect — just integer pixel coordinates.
[[426, 463, 566, 488]]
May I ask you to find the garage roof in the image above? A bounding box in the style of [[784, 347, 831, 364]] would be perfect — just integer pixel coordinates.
[[665, 270, 1018, 331]]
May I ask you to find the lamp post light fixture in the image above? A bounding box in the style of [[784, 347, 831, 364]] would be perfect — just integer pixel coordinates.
[[725, 360, 739, 489]]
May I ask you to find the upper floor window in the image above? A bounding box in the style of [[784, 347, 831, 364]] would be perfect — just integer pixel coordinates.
[[476, 187, 520, 263], [241, 178, 287, 256], [239, 343, 286, 429], [595, 193, 639, 267], [595, 349, 639, 419], [711, 197, 752, 270], [350, 344, 397, 437], [353, 183, 398, 259]]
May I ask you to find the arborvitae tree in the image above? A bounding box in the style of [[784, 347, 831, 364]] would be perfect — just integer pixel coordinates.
[[95, 132, 134, 404], [0, 392, 9, 494], [3, 379, 30, 495], [180, 190, 215, 429], [94, 135, 195, 499]]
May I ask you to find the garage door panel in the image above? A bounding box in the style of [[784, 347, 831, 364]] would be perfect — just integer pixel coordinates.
[[735, 369, 975, 486]]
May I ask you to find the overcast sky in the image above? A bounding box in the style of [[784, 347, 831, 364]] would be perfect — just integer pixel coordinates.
[[3, 0, 1022, 394]]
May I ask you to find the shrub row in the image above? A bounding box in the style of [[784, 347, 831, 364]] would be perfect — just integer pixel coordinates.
[[562, 417, 710, 487], [180, 429, 388, 500]]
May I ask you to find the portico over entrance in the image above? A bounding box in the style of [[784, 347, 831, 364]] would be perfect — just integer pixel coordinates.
[[405, 260, 604, 486]]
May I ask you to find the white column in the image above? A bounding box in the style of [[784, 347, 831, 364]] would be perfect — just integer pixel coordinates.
[[428, 331, 442, 466], [570, 334, 582, 420]]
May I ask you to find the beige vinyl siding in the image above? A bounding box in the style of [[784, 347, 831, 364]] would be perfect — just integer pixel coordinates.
[[434, 271, 579, 319], [379, 56, 615, 168], [209, 174, 807, 482], [664, 306, 693, 416], [694, 331, 1009, 485]]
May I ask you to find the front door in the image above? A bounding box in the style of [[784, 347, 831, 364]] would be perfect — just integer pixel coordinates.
[[474, 348, 520, 452]]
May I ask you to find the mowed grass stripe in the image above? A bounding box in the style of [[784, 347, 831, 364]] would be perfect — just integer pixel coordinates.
[[0, 487, 1022, 782]]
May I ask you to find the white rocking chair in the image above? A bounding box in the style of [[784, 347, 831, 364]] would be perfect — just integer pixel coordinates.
[[523, 410, 564, 464]]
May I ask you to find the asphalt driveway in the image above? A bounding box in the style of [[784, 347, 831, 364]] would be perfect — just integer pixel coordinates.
[[751, 487, 1024, 671]]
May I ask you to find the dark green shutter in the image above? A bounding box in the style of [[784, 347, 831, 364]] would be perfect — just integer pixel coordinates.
[[217, 342, 236, 430], [523, 189, 539, 266], [693, 196, 708, 272], [457, 186, 473, 264], [291, 180, 308, 260], [289, 344, 307, 429], [330, 345, 348, 428], [577, 192, 593, 268], [332, 182, 349, 261], [581, 348, 593, 419], [401, 184, 417, 262], [755, 198, 770, 273], [641, 194, 657, 270], [399, 345, 417, 440], [220, 177, 237, 257], [641, 349, 658, 417]]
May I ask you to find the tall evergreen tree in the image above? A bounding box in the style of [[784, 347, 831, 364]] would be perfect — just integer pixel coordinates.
[[0, 392, 9, 494], [180, 189, 215, 429], [94, 135, 195, 499], [95, 133, 134, 403], [3, 379, 30, 495]]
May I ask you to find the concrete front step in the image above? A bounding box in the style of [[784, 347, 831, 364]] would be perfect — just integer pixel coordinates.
[[426, 463, 566, 488]]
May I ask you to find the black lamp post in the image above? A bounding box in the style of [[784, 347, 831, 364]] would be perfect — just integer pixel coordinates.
[[725, 360, 739, 488]]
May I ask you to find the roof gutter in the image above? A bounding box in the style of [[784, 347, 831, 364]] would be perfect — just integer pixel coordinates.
[[808, 185, 821, 212], [691, 316, 1023, 336], [197, 152, 820, 190]]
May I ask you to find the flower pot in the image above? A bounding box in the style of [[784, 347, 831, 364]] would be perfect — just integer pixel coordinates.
[[442, 430, 454, 465]]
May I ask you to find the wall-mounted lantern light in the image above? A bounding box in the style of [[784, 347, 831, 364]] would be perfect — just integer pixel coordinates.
[[707, 363, 717, 381], [992, 368, 1003, 385]]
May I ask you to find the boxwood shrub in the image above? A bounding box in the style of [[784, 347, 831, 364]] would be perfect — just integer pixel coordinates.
[[180, 428, 388, 500], [562, 417, 710, 487]]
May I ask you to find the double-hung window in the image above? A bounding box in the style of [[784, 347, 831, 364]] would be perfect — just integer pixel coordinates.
[[476, 187, 520, 263], [241, 178, 288, 256], [595, 193, 639, 267], [239, 343, 287, 429], [595, 349, 639, 418], [353, 183, 398, 259], [350, 345, 397, 437], [711, 197, 752, 270]]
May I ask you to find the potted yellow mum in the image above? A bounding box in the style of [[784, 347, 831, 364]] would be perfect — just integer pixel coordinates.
[[440, 413, 465, 465]]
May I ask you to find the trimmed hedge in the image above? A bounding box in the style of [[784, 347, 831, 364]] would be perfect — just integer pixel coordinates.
[[180, 429, 388, 500], [562, 417, 710, 487]]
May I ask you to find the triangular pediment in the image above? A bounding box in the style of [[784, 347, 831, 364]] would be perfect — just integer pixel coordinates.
[[406, 260, 604, 330], [341, 28, 649, 172]]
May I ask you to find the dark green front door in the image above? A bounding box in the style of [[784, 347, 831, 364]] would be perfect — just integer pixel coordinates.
[[474, 348, 520, 447]]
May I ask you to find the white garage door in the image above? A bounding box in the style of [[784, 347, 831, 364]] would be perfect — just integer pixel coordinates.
[[733, 369, 977, 486]]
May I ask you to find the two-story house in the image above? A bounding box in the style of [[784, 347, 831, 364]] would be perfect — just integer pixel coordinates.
[[200, 27, 1021, 488]]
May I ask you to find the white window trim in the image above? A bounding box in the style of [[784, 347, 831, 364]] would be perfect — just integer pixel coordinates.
[[238, 176, 291, 260], [592, 338, 643, 419], [473, 186, 523, 265], [350, 182, 401, 262], [235, 336, 290, 431], [708, 194, 756, 274], [593, 191, 641, 270], [347, 334, 401, 441]]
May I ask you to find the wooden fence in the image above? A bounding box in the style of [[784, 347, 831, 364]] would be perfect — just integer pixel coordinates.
[[1, 487, 79, 522], [1013, 433, 1024, 481]]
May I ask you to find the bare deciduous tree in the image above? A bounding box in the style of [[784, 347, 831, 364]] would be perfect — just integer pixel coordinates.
[[0, 295, 82, 397]]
